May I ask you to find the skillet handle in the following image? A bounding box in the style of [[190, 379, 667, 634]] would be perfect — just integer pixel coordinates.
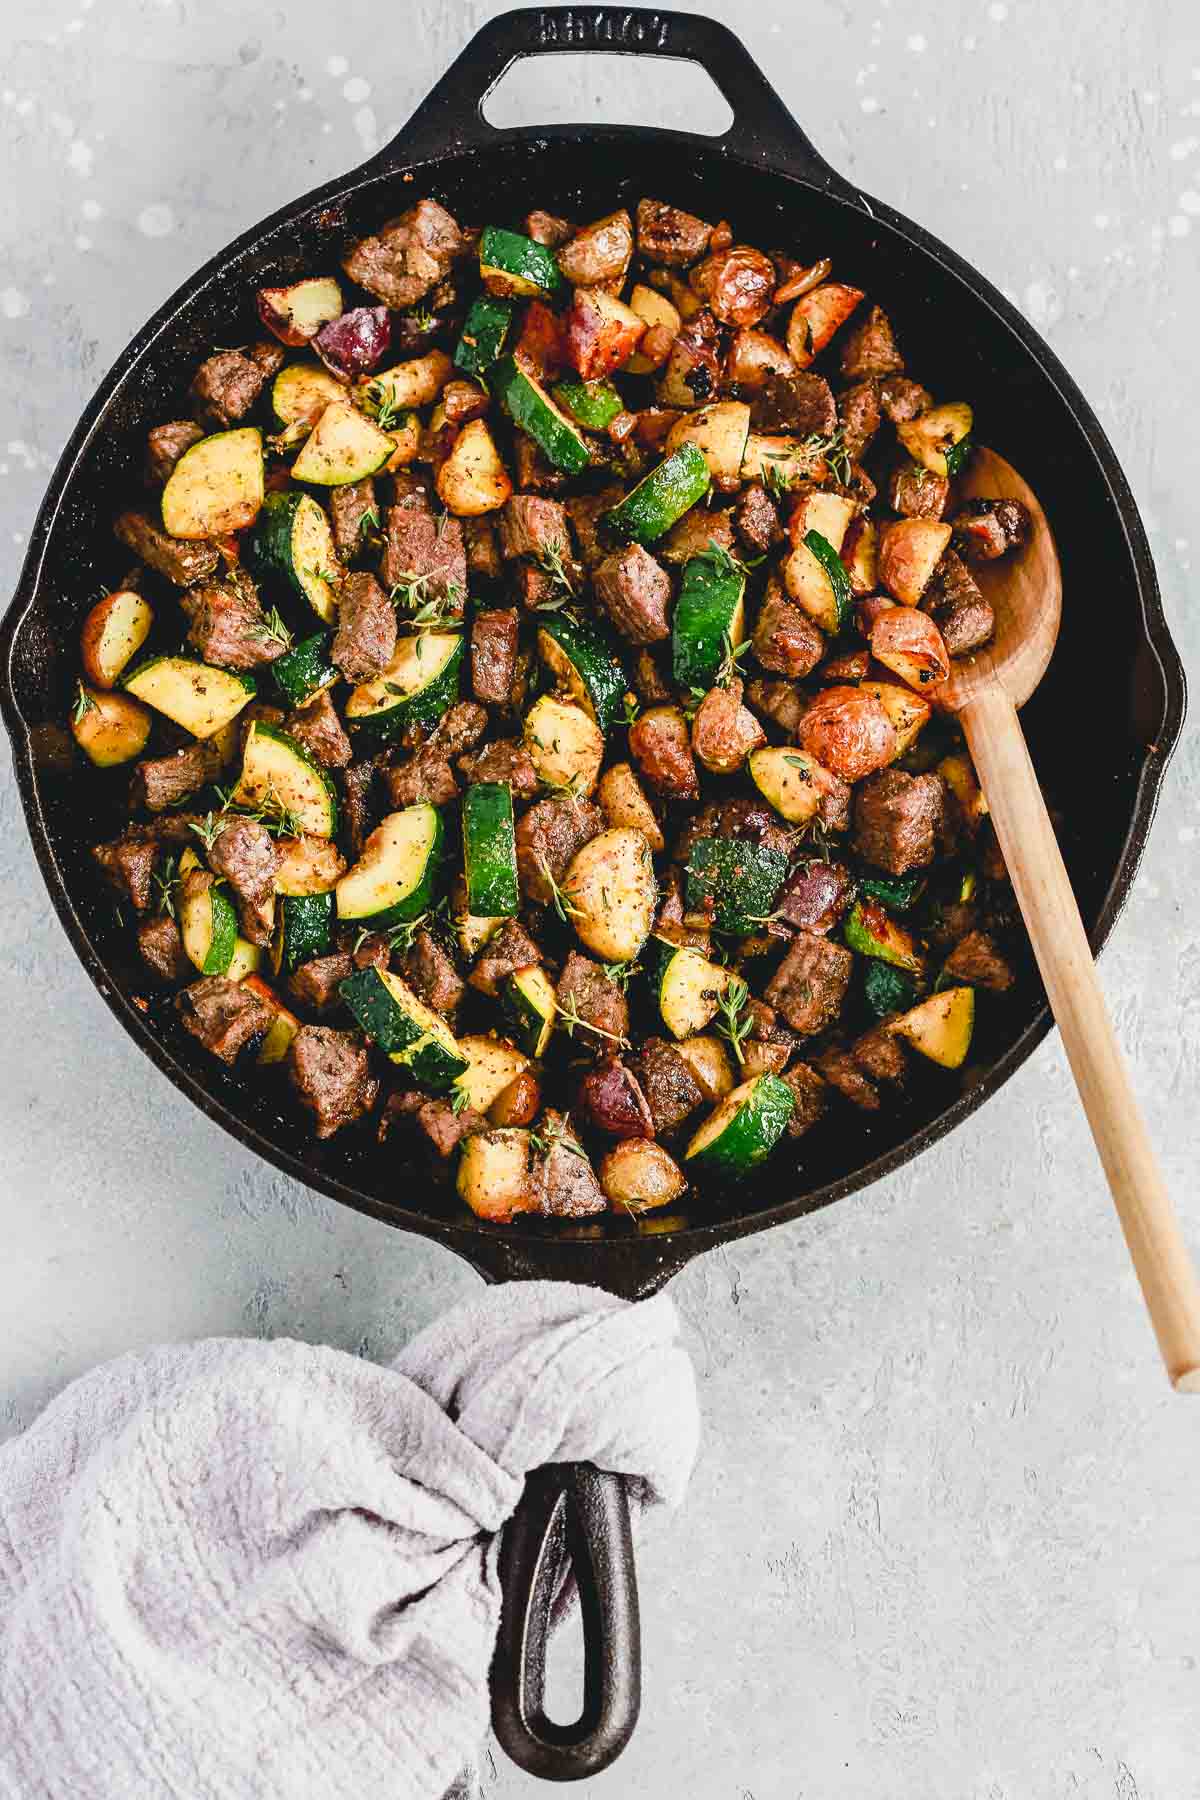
[[491, 1462, 640, 1781], [366, 5, 847, 188]]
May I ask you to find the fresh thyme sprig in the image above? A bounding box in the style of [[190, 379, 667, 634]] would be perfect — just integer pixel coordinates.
[[253, 605, 294, 652], [390, 571, 465, 632], [191, 783, 304, 852], [353, 896, 451, 958], [450, 1082, 473, 1115], [151, 854, 179, 919], [529, 1117, 589, 1159], [71, 680, 96, 725], [362, 380, 410, 434], [694, 540, 746, 582], [537, 853, 583, 922], [534, 537, 577, 598], [556, 990, 631, 1048], [621, 692, 641, 728], [358, 505, 382, 538], [601, 959, 640, 990], [714, 629, 752, 689], [715, 974, 753, 1065]]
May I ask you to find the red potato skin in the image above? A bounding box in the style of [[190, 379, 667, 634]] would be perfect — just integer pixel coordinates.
[[788, 282, 865, 369], [564, 290, 645, 381], [577, 1060, 655, 1140], [795, 684, 898, 782], [689, 246, 776, 327], [856, 595, 900, 635], [870, 607, 951, 690], [256, 288, 312, 348], [488, 1070, 541, 1128], [513, 301, 568, 382], [313, 306, 391, 380]]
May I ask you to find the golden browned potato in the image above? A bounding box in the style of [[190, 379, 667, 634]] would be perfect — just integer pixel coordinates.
[[596, 761, 665, 852], [599, 1140, 686, 1212], [675, 1034, 734, 1102], [688, 245, 776, 326], [840, 516, 879, 596], [786, 282, 864, 368], [489, 1070, 542, 1128], [691, 678, 766, 775], [665, 400, 751, 491], [723, 327, 797, 391], [457, 1130, 536, 1221], [524, 694, 604, 795], [436, 418, 512, 515], [626, 283, 681, 375], [80, 589, 153, 688], [870, 608, 951, 691], [384, 413, 422, 471], [857, 680, 931, 757], [70, 685, 152, 766], [795, 684, 898, 782], [896, 400, 973, 477], [878, 518, 953, 606], [563, 826, 657, 962], [557, 209, 634, 289], [358, 349, 452, 411]]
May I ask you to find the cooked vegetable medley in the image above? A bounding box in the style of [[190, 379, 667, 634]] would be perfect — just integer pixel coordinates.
[[78, 192, 1032, 1221]]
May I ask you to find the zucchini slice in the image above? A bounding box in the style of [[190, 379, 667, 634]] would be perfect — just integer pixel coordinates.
[[859, 871, 925, 911], [234, 720, 338, 838], [122, 656, 255, 739], [340, 965, 468, 1089], [271, 363, 346, 447], [843, 899, 924, 974], [862, 959, 920, 1020], [245, 491, 341, 624], [452, 876, 507, 961], [478, 226, 567, 302], [552, 376, 623, 431], [336, 803, 443, 927], [271, 891, 334, 975], [664, 401, 751, 489], [888, 985, 975, 1068], [180, 874, 261, 980], [455, 1034, 530, 1113], [599, 443, 711, 545], [684, 838, 788, 937], [524, 694, 605, 797], [503, 965, 558, 1059], [684, 1073, 795, 1175], [563, 827, 657, 964], [274, 833, 346, 896], [658, 944, 729, 1040], [747, 746, 826, 825], [672, 552, 746, 690], [161, 427, 264, 539], [461, 783, 519, 918], [241, 975, 302, 1065], [536, 613, 627, 733], [490, 356, 590, 475], [454, 295, 514, 377], [271, 631, 339, 709], [344, 631, 464, 743], [290, 400, 393, 486]]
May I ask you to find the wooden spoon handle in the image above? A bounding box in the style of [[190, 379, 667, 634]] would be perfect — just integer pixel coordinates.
[[962, 684, 1200, 1390]]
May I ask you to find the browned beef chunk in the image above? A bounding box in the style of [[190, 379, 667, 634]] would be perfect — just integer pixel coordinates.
[[89, 829, 158, 913], [922, 550, 994, 655], [288, 952, 354, 1012], [819, 646, 872, 684], [146, 419, 203, 486], [926, 898, 979, 957], [286, 689, 352, 769], [750, 370, 837, 436], [815, 1044, 880, 1111], [236, 699, 285, 760], [838, 380, 882, 461], [190, 343, 283, 429], [734, 483, 781, 556], [952, 498, 1033, 563], [512, 560, 561, 610], [377, 1087, 423, 1142], [775, 860, 854, 935], [634, 1036, 704, 1134], [430, 699, 489, 757], [525, 209, 575, 247], [566, 488, 624, 568], [460, 519, 499, 585], [457, 737, 538, 798], [515, 794, 604, 905], [578, 1059, 655, 1138], [178, 976, 271, 1064], [783, 1060, 828, 1136], [878, 376, 931, 424], [351, 933, 391, 972], [329, 479, 377, 561], [414, 1095, 488, 1159], [840, 305, 904, 380], [944, 929, 1014, 992], [628, 707, 699, 800], [400, 929, 463, 1014], [499, 495, 571, 561], [471, 608, 519, 705], [467, 919, 544, 997], [753, 590, 825, 679], [747, 997, 797, 1052], [764, 929, 853, 1035], [654, 866, 710, 951], [636, 198, 713, 267], [674, 795, 795, 862], [853, 769, 945, 875], [631, 649, 673, 707], [130, 739, 224, 812], [513, 432, 570, 494], [288, 1025, 379, 1138], [888, 465, 949, 520], [529, 1111, 607, 1218], [137, 913, 191, 982], [557, 953, 629, 1049], [745, 677, 807, 737], [332, 572, 397, 683], [114, 511, 219, 586], [342, 198, 466, 308], [338, 756, 383, 859], [382, 488, 467, 603], [383, 744, 458, 808], [853, 1023, 907, 1085], [181, 572, 283, 671], [208, 816, 281, 909], [741, 1040, 790, 1080], [594, 544, 671, 644]]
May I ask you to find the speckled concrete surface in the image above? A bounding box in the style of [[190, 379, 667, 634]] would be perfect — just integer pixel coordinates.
[[2, 3, 1200, 1794]]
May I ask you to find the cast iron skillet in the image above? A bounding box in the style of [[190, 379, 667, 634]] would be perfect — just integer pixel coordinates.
[[0, 6, 1185, 1781]]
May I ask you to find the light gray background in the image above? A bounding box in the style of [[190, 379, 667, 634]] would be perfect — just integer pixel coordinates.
[[3, 2, 1199, 1794]]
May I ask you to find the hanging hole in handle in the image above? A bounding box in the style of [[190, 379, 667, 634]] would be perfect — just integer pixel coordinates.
[[481, 51, 735, 135]]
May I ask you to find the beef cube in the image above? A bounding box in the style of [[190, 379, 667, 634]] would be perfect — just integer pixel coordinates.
[[839, 304, 905, 381], [815, 1044, 880, 1111], [566, 487, 624, 568], [329, 478, 378, 561], [383, 745, 458, 809], [467, 919, 544, 998], [653, 866, 711, 952], [351, 932, 391, 972], [530, 1110, 607, 1218], [633, 1037, 704, 1134], [749, 370, 837, 436], [471, 607, 520, 705], [838, 380, 882, 461], [888, 464, 949, 520], [178, 976, 271, 1064], [181, 572, 283, 671], [130, 739, 224, 812], [190, 343, 282, 429], [288, 1025, 379, 1138], [747, 997, 797, 1052], [146, 419, 203, 486], [753, 590, 825, 679], [416, 1095, 488, 1160], [632, 648, 673, 707], [499, 495, 571, 561], [342, 198, 466, 309], [775, 860, 854, 936], [878, 376, 931, 424], [922, 550, 994, 656], [512, 560, 561, 610], [113, 511, 219, 586], [400, 929, 463, 1014], [515, 794, 604, 905], [745, 677, 807, 737], [782, 1060, 828, 1137], [628, 707, 699, 801], [288, 951, 355, 1013], [952, 498, 1033, 563], [286, 689, 352, 770], [208, 816, 281, 910], [764, 930, 853, 1036], [464, 516, 502, 581], [525, 209, 575, 248], [819, 645, 872, 684], [578, 1059, 655, 1139], [382, 489, 467, 603], [137, 913, 191, 982], [338, 756, 383, 859], [513, 432, 570, 493], [734, 483, 781, 556], [594, 544, 671, 644], [457, 737, 538, 799], [93, 828, 159, 910], [332, 571, 397, 683], [853, 770, 945, 875], [556, 953, 629, 1050], [943, 929, 1014, 992], [429, 699, 489, 757], [636, 198, 713, 267], [853, 1023, 907, 1085]]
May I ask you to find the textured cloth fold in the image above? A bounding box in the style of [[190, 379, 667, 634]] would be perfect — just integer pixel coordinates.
[[0, 1282, 698, 1800]]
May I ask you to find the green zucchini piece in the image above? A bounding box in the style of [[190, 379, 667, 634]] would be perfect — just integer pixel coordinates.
[[746, 746, 826, 826], [244, 491, 341, 625], [122, 656, 255, 739], [552, 376, 623, 431], [684, 838, 789, 937], [658, 944, 729, 1040], [335, 804, 443, 928], [943, 437, 973, 479], [339, 965, 469, 1089], [454, 295, 514, 377], [344, 631, 464, 743], [862, 959, 920, 1020], [685, 1073, 795, 1175], [290, 400, 393, 485], [490, 356, 590, 475], [535, 613, 627, 733], [180, 875, 260, 980], [672, 552, 747, 689], [271, 891, 334, 975], [161, 427, 264, 540], [271, 363, 346, 448], [271, 631, 339, 709], [503, 965, 557, 1059], [599, 443, 711, 545], [478, 226, 566, 302], [859, 870, 925, 911], [462, 783, 519, 918], [843, 899, 924, 973], [234, 720, 338, 838], [803, 529, 853, 631]]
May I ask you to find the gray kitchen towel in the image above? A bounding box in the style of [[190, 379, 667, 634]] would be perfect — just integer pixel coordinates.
[[0, 1282, 698, 1799]]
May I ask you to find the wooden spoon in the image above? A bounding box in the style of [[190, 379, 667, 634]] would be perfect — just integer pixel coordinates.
[[940, 447, 1200, 1389]]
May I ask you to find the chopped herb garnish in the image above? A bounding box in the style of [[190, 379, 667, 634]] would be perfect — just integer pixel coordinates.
[[151, 854, 179, 919], [537, 853, 583, 922], [362, 381, 410, 434], [714, 630, 752, 689], [715, 974, 753, 1065], [535, 537, 576, 598], [390, 570, 465, 632], [253, 605, 294, 651], [71, 680, 97, 725], [601, 958, 640, 990], [450, 1082, 473, 1115], [358, 505, 382, 537]]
